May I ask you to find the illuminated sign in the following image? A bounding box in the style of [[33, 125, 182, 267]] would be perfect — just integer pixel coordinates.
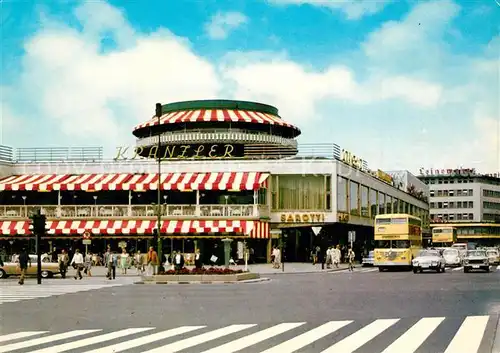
[[114, 144, 236, 161], [376, 170, 393, 185], [280, 213, 326, 223], [419, 168, 476, 177], [337, 212, 349, 223], [341, 149, 365, 170]]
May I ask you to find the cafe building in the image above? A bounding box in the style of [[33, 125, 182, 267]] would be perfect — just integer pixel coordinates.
[[0, 100, 429, 263]]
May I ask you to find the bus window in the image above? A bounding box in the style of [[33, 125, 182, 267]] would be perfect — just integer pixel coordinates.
[[393, 240, 410, 248], [375, 218, 392, 225], [375, 240, 391, 248], [391, 218, 407, 224]]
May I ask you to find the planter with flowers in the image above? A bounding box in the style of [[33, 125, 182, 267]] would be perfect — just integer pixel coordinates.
[[141, 267, 259, 283]]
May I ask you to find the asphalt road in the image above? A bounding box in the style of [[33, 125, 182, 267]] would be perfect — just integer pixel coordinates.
[[1, 266, 499, 352]]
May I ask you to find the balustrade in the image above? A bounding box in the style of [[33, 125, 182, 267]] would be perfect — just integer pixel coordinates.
[[0, 204, 269, 219]]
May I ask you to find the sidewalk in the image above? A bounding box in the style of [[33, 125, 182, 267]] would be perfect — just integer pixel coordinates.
[[88, 263, 356, 276]]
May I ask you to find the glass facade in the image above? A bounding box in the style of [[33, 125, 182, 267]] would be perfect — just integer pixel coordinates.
[[278, 175, 325, 210], [370, 189, 378, 218], [337, 176, 348, 212], [361, 185, 369, 217]]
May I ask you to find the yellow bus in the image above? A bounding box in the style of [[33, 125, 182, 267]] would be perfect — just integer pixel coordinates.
[[432, 226, 457, 246], [374, 214, 423, 271]]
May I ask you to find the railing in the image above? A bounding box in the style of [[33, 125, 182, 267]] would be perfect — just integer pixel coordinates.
[[0, 204, 270, 219], [0, 145, 13, 162], [14, 147, 103, 162]]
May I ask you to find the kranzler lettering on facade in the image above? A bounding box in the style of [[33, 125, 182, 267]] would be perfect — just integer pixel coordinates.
[[113, 144, 235, 161], [280, 213, 326, 223]]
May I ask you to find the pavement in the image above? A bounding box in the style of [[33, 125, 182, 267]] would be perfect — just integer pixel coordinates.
[[1, 265, 499, 352]]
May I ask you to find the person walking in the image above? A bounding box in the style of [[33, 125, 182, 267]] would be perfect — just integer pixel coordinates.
[[348, 247, 356, 271], [147, 247, 159, 275], [333, 245, 341, 268], [70, 249, 84, 280], [58, 249, 69, 278], [194, 249, 202, 269], [84, 252, 92, 277], [18, 248, 31, 285]]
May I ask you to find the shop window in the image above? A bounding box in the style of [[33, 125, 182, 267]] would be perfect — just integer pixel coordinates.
[[361, 185, 369, 217], [379, 193, 386, 215], [349, 181, 360, 216], [369, 189, 378, 218]]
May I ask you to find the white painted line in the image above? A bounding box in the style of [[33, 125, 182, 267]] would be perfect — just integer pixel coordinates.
[[381, 317, 445, 353], [28, 328, 154, 353], [452, 267, 463, 271], [82, 326, 206, 353], [0, 330, 99, 353], [0, 331, 48, 344], [142, 324, 256, 353], [443, 316, 490, 353], [200, 322, 305, 353], [321, 319, 400, 353], [261, 320, 353, 353]]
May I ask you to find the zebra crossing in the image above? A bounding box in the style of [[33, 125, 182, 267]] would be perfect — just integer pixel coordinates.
[[0, 315, 496, 352], [331, 265, 500, 274], [0, 280, 131, 304]]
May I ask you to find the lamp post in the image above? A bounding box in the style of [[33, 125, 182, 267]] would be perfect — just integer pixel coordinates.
[[224, 195, 229, 216], [155, 103, 163, 271], [22, 196, 27, 217], [93, 195, 98, 217]]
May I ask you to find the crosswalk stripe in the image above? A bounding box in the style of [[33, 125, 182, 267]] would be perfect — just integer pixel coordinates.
[[200, 322, 305, 353], [260, 320, 353, 353], [321, 319, 400, 353], [0, 331, 47, 344], [81, 326, 206, 353], [27, 328, 154, 353], [381, 317, 445, 353], [142, 324, 256, 353], [443, 316, 490, 353], [0, 330, 99, 353]]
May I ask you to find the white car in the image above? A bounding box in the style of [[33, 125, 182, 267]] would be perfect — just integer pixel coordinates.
[[463, 250, 490, 273], [442, 248, 462, 267], [485, 249, 499, 265], [412, 250, 446, 273]]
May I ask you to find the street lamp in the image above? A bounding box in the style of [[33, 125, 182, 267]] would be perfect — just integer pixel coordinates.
[[93, 195, 98, 217], [22, 196, 27, 217], [224, 195, 229, 216], [155, 103, 164, 271]]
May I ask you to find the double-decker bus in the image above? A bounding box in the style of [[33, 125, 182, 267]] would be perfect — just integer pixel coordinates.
[[374, 214, 423, 271], [432, 226, 457, 247]]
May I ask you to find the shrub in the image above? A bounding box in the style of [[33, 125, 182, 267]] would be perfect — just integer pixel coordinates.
[[158, 267, 244, 275]]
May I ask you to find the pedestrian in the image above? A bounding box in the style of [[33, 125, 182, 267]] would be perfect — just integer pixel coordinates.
[[58, 249, 69, 278], [18, 248, 31, 285], [333, 245, 341, 268], [147, 246, 159, 275], [119, 248, 129, 275], [70, 249, 84, 280], [105, 248, 116, 280], [194, 248, 202, 269], [326, 247, 332, 269], [84, 252, 92, 277], [173, 250, 185, 271], [135, 251, 144, 275], [348, 247, 356, 271]]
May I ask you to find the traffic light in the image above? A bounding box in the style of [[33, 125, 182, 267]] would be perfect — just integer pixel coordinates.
[[29, 210, 47, 284], [155, 103, 162, 118]]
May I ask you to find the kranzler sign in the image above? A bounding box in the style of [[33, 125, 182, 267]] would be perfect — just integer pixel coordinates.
[[280, 213, 326, 223], [114, 144, 237, 161]]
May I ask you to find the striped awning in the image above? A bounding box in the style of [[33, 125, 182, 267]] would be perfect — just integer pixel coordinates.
[[134, 109, 298, 131], [0, 220, 270, 238], [0, 172, 269, 192]]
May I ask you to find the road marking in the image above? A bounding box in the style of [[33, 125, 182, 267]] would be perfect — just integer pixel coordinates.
[[381, 317, 445, 353], [443, 316, 490, 353], [82, 326, 206, 353], [260, 320, 353, 353], [142, 324, 256, 353], [28, 328, 154, 353], [321, 319, 400, 353], [200, 322, 305, 353], [0, 331, 48, 344], [0, 330, 99, 353], [452, 267, 463, 271]]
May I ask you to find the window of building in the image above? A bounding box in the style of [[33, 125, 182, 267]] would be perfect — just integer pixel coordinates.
[[430, 202, 435, 208], [369, 189, 377, 218], [349, 181, 360, 216], [457, 190, 462, 196], [430, 190, 435, 197], [437, 190, 443, 197], [386, 195, 393, 214], [443, 190, 449, 197], [278, 175, 326, 210], [393, 198, 399, 214], [463, 213, 469, 220], [438, 202, 443, 209], [469, 213, 474, 220], [449, 214, 455, 220], [379, 192, 386, 215], [325, 175, 332, 210], [468, 201, 473, 208], [457, 201, 462, 208], [457, 213, 462, 220], [449, 190, 454, 196], [336, 176, 348, 212], [361, 185, 369, 217], [443, 202, 448, 208], [468, 189, 473, 196], [462, 189, 468, 196]]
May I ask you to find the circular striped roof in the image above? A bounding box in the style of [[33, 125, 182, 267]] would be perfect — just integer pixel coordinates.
[[133, 100, 300, 132]]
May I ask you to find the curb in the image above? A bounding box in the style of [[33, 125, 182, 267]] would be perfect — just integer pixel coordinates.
[[493, 316, 500, 353], [134, 278, 271, 285], [255, 266, 358, 275]]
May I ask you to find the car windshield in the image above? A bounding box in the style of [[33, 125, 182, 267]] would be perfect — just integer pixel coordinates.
[[486, 250, 498, 255], [467, 250, 486, 257], [418, 250, 439, 257], [443, 249, 458, 256]]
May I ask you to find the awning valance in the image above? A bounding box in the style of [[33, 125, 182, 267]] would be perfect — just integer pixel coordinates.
[[0, 172, 269, 192], [0, 220, 269, 239]]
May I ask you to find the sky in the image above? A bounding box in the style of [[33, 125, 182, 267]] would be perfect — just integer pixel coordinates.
[[0, 0, 498, 175]]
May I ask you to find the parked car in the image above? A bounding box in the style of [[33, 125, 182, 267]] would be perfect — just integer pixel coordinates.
[[442, 248, 462, 267], [485, 249, 499, 265], [412, 250, 446, 273], [0, 254, 60, 279], [362, 251, 374, 267], [463, 250, 490, 273]]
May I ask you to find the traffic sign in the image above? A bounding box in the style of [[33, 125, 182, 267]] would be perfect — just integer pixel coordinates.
[[83, 231, 91, 240], [348, 231, 356, 243], [312, 227, 322, 236], [82, 239, 91, 245]]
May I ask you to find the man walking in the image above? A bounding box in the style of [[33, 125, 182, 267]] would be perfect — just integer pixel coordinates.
[[70, 249, 84, 280], [18, 248, 31, 285]]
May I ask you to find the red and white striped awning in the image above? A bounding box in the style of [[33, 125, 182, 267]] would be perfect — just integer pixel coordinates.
[[134, 109, 298, 131], [0, 220, 270, 238], [0, 172, 269, 192]]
